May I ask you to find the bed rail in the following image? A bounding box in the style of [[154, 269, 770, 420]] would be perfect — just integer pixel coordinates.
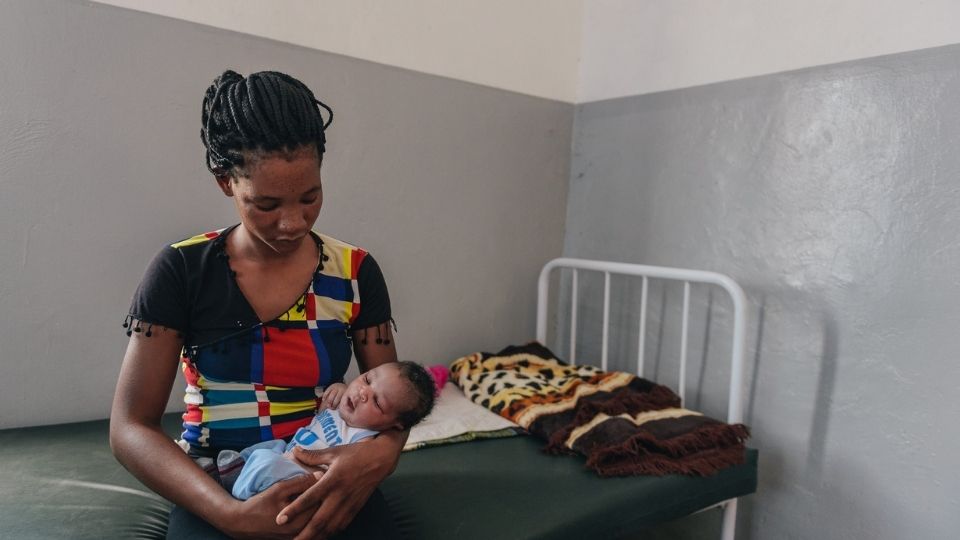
[[536, 258, 749, 540], [536, 257, 748, 424]]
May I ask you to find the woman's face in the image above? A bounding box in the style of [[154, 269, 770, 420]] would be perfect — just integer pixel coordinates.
[[216, 147, 323, 255]]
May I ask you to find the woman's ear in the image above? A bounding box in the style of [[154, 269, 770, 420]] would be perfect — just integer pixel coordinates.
[[215, 175, 234, 196]]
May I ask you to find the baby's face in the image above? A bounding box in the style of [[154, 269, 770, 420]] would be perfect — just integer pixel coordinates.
[[337, 363, 411, 431]]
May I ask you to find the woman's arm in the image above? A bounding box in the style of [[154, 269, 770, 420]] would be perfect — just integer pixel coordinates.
[[278, 321, 408, 540], [110, 326, 318, 539]]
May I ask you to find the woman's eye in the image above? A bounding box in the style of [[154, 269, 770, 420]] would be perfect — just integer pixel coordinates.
[[301, 197, 319, 205]]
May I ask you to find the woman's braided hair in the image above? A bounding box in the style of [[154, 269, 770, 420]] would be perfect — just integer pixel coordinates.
[[200, 70, 333, 176]]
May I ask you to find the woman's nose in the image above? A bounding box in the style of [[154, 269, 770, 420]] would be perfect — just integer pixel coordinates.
[[278, 209, 306, 234]]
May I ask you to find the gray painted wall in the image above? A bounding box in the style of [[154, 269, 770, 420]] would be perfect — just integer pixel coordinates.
[[0, 0, 571, 428], [565, 44, 960, 539], [5, 1, 958, 538]]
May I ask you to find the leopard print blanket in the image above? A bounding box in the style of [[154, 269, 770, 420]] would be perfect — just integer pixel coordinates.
[[450, 342, 749, 477]]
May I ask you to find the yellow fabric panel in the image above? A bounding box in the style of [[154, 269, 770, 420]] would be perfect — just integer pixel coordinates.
[[315, 232, 359, 279], [269, 400, 318, 416], [201, 402, 260, 423], [171, 229, 224, 249], [279, 300, 308, 322], [313, 295, 353, 322]]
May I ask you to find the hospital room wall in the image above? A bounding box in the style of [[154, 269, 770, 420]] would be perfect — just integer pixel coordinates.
[[563, 43, 960, 540], [90, 0, 584, 102], [0, 0, 571, 429]]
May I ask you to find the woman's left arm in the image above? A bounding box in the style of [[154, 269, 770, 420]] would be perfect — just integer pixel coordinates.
[[279, 321, 407, 540]]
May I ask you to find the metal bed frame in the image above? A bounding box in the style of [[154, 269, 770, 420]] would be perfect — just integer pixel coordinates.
[[536, 257, 749, 540]]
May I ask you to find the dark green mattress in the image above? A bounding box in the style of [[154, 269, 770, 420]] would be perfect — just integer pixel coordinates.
[[0, 414, 757, 539]]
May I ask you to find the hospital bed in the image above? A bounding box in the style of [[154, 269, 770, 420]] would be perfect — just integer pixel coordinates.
[[0, 258, 757, 539]]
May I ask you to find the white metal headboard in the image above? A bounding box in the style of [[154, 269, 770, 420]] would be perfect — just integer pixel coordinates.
[[536, 258, 748, 425]]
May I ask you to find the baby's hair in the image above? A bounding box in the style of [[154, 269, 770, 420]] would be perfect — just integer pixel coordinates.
[[394, 361, 436, 430], [200, 69, 333, 177]]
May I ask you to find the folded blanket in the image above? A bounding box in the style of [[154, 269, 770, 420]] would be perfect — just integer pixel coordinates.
[[404, 383, 522, 452], [450, 342, 750, 477]]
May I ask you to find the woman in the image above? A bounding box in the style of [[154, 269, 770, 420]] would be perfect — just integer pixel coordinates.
[[110, 70, 404, 539]]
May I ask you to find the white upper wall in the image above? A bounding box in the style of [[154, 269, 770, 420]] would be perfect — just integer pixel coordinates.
[[89, 0, 583, 102], [577, 0, 960, 102], [93, 0, 960, 103]]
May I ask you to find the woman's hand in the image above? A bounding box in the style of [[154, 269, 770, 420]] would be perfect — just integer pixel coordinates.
[[278, 430, 405, 540], [321, 383, 347, 410], [218, 473, 321, 539]]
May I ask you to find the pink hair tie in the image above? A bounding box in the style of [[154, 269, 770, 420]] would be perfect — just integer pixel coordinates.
[[426, 365, 448, 396]]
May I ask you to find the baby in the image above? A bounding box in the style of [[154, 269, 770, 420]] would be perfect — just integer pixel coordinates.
[[218, 361, 436, 500]]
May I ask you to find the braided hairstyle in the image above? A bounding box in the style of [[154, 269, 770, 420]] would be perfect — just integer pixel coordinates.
[[200, 70, 333, 177]]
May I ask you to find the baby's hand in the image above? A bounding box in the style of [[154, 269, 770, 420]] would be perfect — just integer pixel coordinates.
[[321, 382, 347, 410]]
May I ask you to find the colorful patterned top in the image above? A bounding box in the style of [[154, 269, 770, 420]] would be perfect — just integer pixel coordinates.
[[126, 225, 392, 454]]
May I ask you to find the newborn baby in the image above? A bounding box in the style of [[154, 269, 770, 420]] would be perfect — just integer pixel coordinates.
[[218, 361, 436, 500]]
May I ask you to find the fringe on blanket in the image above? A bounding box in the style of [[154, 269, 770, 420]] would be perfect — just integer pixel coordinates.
[[451, 342, 750, 477]]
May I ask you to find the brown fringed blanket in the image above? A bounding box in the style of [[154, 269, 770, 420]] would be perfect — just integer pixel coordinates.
[[450, 342, 750, 477]]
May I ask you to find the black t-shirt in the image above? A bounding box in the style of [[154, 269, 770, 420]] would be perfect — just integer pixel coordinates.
[[125, 225, 392, 451]]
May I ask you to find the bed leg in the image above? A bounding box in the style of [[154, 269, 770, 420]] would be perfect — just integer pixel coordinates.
[[721, 499, 737, 540]]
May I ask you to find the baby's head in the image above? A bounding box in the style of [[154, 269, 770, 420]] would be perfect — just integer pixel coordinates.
[[337, 361, 435, 432]]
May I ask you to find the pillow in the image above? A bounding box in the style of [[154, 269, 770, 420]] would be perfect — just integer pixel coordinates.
[[403, 383, 521, 452]]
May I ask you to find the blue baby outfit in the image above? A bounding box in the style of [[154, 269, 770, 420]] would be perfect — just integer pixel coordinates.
[[224, 409, 379, 500]]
